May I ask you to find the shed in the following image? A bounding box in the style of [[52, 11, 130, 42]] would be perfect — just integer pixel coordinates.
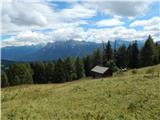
[[91, 66, 113, 78]]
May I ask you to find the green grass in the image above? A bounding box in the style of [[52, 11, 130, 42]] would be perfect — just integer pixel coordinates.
[[2, 65, 160, 120]]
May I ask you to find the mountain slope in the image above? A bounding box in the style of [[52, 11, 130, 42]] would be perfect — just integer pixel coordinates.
[[2, 64, 160, 120], [19, 40, 102, 61], [1, 45, 43, 61], [1, 40, 145, 61]]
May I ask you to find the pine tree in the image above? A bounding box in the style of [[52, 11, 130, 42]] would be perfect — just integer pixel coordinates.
[[45, 62, 55, 83], [126, 41, 140, 68], [83, 55, 92, 76], [1, 70, 9, 87], [31, 62, 46, 84], [75, 57, 85, 79], [103, 41, 113, 65], [64, 57, 75, 81], [116, 44, 127, 68], [140, 35, 156, 66], [157, 44, 160, 63], [92, 48, 102, 66], [131, 41, 140, 68], [154, 43, 160, 64], [8, 63, 33, 85], [54, 59, 66, 83], [126, 44, 132, 68]]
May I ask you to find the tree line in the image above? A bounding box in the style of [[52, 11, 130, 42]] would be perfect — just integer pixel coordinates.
[[1, 35, 160, 87]]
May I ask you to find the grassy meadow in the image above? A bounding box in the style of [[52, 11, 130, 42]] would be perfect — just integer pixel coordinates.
[[1, 64, 160, 120]]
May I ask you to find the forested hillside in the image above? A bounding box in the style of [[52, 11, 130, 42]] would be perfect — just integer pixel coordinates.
[[1, 35, 160, 87]]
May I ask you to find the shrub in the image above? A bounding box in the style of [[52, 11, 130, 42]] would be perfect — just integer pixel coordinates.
[[146, 68, 155, 74], [127, 102, 137, 112], [131, 69, 138, 74], [1, 70, 9, 87]]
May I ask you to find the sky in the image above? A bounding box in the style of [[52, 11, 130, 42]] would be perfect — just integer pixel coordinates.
[[1, 0, 160, 47]]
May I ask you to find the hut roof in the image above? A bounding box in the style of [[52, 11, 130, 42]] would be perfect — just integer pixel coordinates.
[[91, 66, 109, 74]]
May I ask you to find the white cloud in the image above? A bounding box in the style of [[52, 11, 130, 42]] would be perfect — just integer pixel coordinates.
[[1, 0, 95, 34], [1, 0, 159, 47], [1, 0, 60, 33], [96, 18, 124, 27], [58, 4, 96, 22], [130, 17, 160, 27], [83, 1, 150, 17], [50, 26, 88, 42], [1, 31, 53, 47], [2, 24, 160, 47]]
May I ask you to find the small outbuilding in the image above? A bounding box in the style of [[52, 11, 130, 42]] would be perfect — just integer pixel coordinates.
[[91, 65, 113, 78]]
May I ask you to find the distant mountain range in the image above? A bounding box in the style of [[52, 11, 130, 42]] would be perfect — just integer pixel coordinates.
[[1, 40, 147, 61], [1, 44, 44, 61]]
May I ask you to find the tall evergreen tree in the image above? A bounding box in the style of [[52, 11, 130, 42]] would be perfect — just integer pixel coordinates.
[[126, 44, 132, 68], [158, 44, 160, 62], [126, 41, 140, 68], [103, 41, 113, 65], [83, 55, 92, 76], [131, 41, 140, 68], [45, 62, 55, 83], [64, 57, 75, 81], [31, 62, 46, 84], [8, 63, 33, 85], [75, 57, 85, 79], [140, 35, 156, 66], [116, 44, 127, 68], [92, 48, 102, 66], [54, 59, 66, 83], [154, 43, 160, 64], [1, 70, 9, 87]]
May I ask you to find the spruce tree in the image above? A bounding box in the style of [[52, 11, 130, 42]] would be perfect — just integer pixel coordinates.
[[92, 48, 102, 66], [64, 57, 75, 81], [54, 59, 66, 83], [140, 35, 156, 66], [116, 44, 127, 68], [154, 43, 160, 64], [126, 44, 132, 68], [1, 70, 9, 87], [45, 62, 55, 83], [126, 41, 140, 68], [75, 57, 85, 79], [31, 62, 46, 84], [8, 63, 33, 85], [83, 55, 92, 76], [131, 41, 140, 68], [103, 41, 113, 65]]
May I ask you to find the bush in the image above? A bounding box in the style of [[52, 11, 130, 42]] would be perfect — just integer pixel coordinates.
[[127, 102, 137, 112], [1, 70, 9, 87], [146, 68, 155, 74], [106, 60, 118, 72], [131, 69, 138, 74]]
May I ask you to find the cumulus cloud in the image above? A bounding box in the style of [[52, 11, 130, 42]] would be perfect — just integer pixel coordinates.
[[1, 0, 58, 33], [86, 26, 159, 43], [83, 1, 150, 17], [96, 18, 124, 27], [1, 0, 96, 34], [130, 16, 160, 27], [1, 0, 159, 47], [58, 4, 96, 21], [1, 24, 159, 47], [1, 31, 53, 47]]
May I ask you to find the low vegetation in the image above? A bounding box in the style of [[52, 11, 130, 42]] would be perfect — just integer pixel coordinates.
[[2, 64, 160, 120]]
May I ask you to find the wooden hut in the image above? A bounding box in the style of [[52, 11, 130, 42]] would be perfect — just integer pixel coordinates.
[[91, 65, 113, 78]]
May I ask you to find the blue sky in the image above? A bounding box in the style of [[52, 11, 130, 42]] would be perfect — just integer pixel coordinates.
[[1, 0, 160, 47]]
